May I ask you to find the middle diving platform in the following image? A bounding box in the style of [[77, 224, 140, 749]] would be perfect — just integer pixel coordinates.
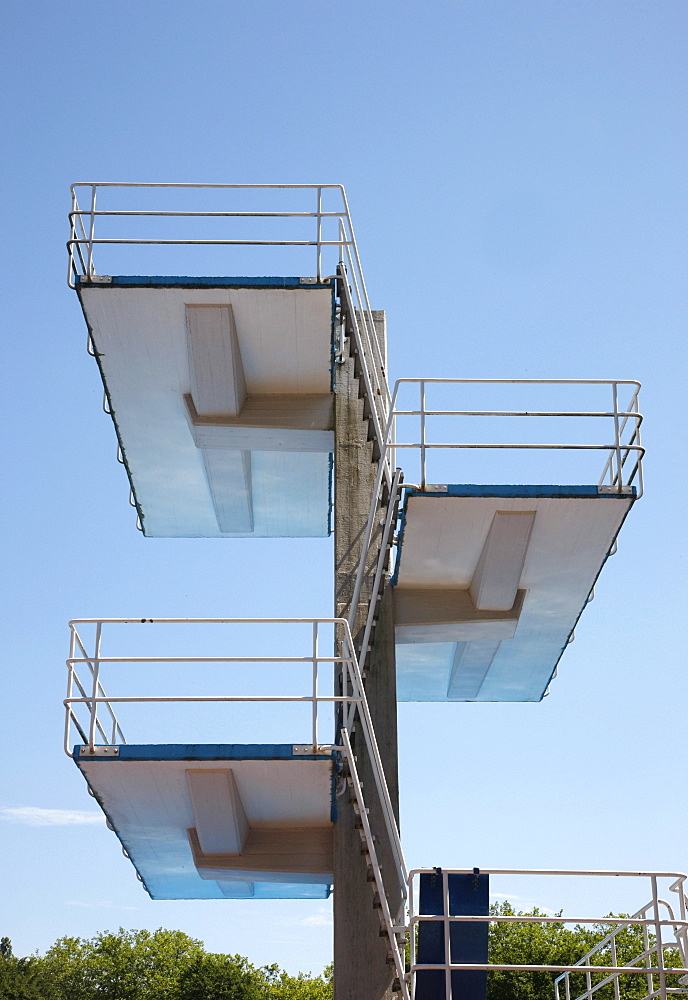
[[64, 618, 366, 900], [367, 379, 644, 703]]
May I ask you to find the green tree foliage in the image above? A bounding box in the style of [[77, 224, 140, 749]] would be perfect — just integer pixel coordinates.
[[41, 928, 205, 1000], [175, 952, 266, 1000], [0, 929, 332, 1000], [0, 937, 45, 1000]]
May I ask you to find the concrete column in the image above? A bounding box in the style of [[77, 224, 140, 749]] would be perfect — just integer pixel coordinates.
[[334, 309, 400, 1000]]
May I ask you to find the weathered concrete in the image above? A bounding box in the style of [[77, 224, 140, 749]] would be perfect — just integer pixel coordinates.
[[334, 310, 400, 1000]]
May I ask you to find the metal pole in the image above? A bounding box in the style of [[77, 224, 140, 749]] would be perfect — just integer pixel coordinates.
[[312, 621, 319, 752], [86, 185, 97, 276], [316, 187, 322, 281], [420, 380, 427, 488], [88, 622, 102, 751], [612, 382, 623, 491]]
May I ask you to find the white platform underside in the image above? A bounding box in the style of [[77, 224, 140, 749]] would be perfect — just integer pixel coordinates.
[[77, 756, 333, 899], [78, 286, 334, 537], [394, 494, 633, 701]]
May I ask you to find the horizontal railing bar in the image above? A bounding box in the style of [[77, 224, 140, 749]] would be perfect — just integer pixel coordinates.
[[69, 617, 353, 625], [393, 409, 641, 419], [409, 963, 688, 975], [68, 238, 350, 247], [395, 378, 642, 387], [69, 210, 346, 219], [66, 695, 362, 704], [409, 867, 687, 878], [393, 442, 645, 452], [409, 915, 688, 928], [71, 182, 346, 190], [66, 656, 352, 664]]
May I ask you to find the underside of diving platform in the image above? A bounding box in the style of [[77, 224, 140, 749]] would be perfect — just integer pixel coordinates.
[[393, 485, 635, 702], [74, 744, 335, 900], [76, 276, 335, 538]]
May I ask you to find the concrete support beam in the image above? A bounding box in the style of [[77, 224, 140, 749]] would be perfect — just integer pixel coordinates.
[[446, 641, 502, 699], [186, 393, 335, 453], [394, 587, 523, 644], [189, 826, 333, 881], [470, 510, 535, 611], [186, 769, 249, 855], [201, 448, 254, 533], [186, 304, 246, 417]]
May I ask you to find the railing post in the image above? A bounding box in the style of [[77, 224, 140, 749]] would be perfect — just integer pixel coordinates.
[[443, 869, 452, 1000], [612, 382, 623, 492], [311, 621, 319, 752], [652, 875, 668, 999], [316, 186, 322, 281], [584, 955, 592, 998], [610, 934, 621, 1000], [420, 380, 427, 488], [65, 627, 76, 755], [88, 622, 102, 751], [86, 184, 97, 277]]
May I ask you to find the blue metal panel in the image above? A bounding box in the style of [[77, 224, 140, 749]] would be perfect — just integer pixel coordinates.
[[416, 870, 489, 1000]]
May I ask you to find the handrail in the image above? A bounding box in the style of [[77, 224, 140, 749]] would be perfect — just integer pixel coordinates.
[[405, 868, 688, 1000], [65, 617, 359, 756], [385, 378, 644, 495]]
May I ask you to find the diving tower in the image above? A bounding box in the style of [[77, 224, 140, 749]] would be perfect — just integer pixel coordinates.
[[64, 184, 674, 1000], [68, 184, 388, 537], [356, 378, 643, 703]]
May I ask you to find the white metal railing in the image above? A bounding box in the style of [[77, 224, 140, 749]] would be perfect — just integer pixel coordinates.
[[386, 378, 644, 496], [406, 868, 688, 1000], [67, 181, 392, 480], [65, 617, 364, 757], [64, 616, 409, 987]]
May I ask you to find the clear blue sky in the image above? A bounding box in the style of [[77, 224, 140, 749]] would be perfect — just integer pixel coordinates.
[[1, 0, 686, 975]]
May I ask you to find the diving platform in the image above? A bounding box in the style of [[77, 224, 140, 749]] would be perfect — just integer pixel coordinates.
[[378, 379, 644, 702], [63, 618, 368, 900], [74, 744, 334, 900], [68, 183, 388, 538]]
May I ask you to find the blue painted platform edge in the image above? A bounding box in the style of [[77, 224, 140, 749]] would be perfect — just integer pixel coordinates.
[[409, 483, 637, 499], [72, 743, 335, 762], [76, 275, 333, 289]]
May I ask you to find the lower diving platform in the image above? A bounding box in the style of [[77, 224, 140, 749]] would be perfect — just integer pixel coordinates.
[[64, 618, 361, 900], [75, 743, 334, 899]]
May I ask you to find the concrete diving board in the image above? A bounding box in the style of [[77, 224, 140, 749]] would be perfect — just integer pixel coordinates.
[[75, 276, 335, 537], [73, 744, 334, 900], [393, 485, 636, 702]]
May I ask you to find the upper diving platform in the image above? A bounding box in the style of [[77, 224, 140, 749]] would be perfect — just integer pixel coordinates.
[[384, 379, 644, 702], [64, 618, 363, 900], [68, 183, 386, 537]]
